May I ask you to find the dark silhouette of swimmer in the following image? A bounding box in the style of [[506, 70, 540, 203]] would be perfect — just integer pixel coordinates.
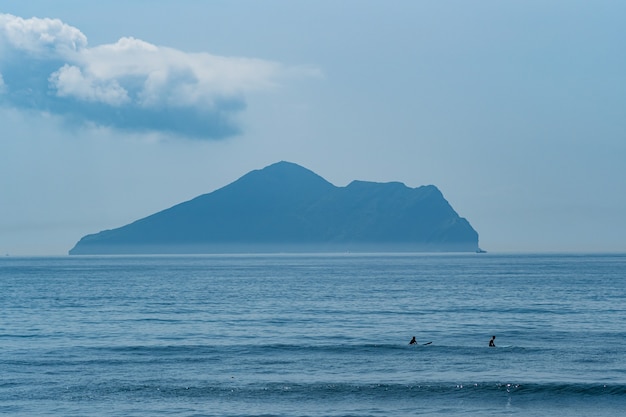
[[409, 336, 417, 345], [489, 336, 496, 347]]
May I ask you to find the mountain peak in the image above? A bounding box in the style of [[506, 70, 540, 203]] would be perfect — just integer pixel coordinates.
[[241, 161, 331, 185], [225, 161, 335, 201]]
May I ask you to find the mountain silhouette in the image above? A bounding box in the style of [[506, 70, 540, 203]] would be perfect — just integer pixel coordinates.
[[69, 161, 480, 254]]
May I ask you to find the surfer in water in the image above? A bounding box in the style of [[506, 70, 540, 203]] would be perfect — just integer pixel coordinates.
[[409, 336, 417, 345], [489, 335, 496, 347]]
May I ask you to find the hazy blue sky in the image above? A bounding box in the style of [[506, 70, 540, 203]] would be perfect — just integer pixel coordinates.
[[1, 1, 625, 255]]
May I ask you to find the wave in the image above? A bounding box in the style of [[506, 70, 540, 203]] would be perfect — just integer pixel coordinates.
[[10, 377, 626, 402], [228, 381, 626, 398], [0, 342, 538, 369], [84, 342, 520, 354], [6, 343, 625, 404]]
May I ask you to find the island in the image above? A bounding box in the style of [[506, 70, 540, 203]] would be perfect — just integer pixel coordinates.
[[69, 161, 481, 254]]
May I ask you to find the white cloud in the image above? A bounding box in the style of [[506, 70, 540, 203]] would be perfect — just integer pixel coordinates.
[[0, 13, 86, 57], [0, 73, 5, 93], [0, 13, 313, 139], [79, 37, 284, 108], [49, 64, 130, 106]]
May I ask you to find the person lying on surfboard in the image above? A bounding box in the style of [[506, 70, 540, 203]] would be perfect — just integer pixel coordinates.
[[409, 336, 432, 346]]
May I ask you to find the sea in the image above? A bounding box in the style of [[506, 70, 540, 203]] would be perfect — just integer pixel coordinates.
[[1, 253, 625, 416]]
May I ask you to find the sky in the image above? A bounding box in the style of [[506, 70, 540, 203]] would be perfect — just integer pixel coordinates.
[[1, 1, 625, 255]]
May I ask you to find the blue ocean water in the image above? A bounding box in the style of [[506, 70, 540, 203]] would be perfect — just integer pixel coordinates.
[[1, 253, 625, 416]]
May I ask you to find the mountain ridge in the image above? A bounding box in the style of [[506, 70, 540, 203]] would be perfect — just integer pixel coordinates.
[[69, 161, 481, 254]]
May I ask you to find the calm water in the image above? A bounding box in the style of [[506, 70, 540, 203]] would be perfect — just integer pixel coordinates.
[[1, 253, 625, 416]]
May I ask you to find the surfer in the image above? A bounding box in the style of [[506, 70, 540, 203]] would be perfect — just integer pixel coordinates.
[[409, 336, 417, 345], [489, 335, 496, 347]]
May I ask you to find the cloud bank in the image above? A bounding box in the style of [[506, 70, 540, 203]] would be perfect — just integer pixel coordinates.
[[0, 13, 296, 139]]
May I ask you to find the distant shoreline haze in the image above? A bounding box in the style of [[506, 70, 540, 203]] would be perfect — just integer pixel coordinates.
[[69, 161, 481, 255]]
